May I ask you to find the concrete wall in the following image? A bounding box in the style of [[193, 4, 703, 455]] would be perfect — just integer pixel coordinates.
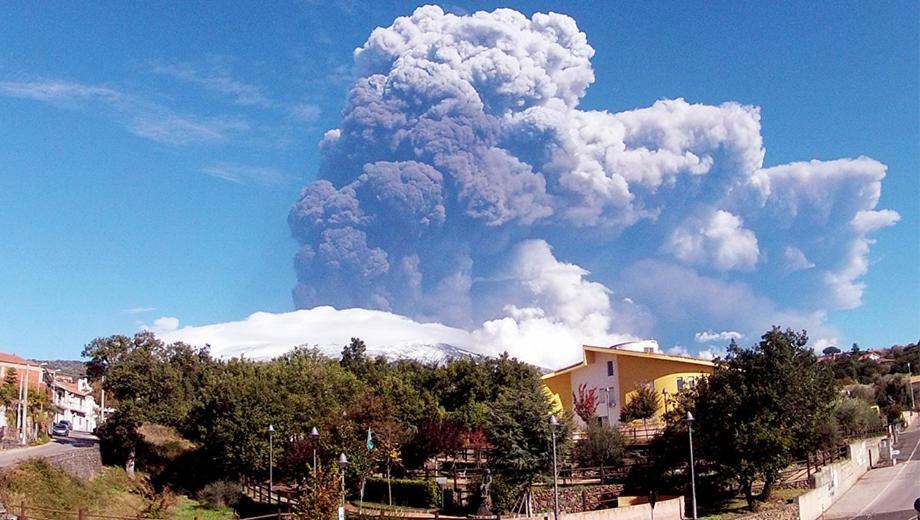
[[796, 436, 884, 520], [520, 496, 684, 520]]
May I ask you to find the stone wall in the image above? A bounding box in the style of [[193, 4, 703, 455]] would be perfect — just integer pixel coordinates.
[[532, 484, 624, 513], [45, 447, 103, 480]]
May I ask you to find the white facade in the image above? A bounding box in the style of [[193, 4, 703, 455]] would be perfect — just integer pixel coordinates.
[[570, 350, 622, 426], [51, 378, 98, 432]]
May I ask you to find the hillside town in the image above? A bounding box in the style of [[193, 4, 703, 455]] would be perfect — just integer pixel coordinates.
[[0, 2, 916, 520]]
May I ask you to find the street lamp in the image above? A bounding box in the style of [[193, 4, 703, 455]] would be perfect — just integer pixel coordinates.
[[311, 426, 320, 470], [338, 452, 348, 508], [662, 389, 670, 421], [268, 424, 275, 503], [685, 412, 698, 520], [549, 414, 560, 520]]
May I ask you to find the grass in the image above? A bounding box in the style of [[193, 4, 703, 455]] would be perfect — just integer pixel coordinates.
[[698, 488, 808, 520], [349, 500, 434, 513], [0, 458, 143, 517], [0, 459, 235, 520], [174, 497, 236, 520]]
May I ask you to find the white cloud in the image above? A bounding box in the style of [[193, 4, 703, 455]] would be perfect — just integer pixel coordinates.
[[667, 345, 690, 356], [665, 210, 760, 271], [288, 103, 322, 123], [122, 306, 156, 314], [694, 330, 743, 343], [697, 346, 726, 360], [850, 209, 900, 234], [145, 305, 631, 368], [150, 307, 473, 360], [0, 78, 250, 145], [812, 337, 839, 352], [200, 162, 287, 186], [149, 316, 180, 333], [783, 246, 815, 272], [150, 62, 274, 108]]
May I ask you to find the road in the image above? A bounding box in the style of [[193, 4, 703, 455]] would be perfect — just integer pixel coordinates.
[[825, 421, 920, 520], [0, 432, 98, 468]]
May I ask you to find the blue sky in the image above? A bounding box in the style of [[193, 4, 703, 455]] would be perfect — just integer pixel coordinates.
[[0, 2, 916, 363]]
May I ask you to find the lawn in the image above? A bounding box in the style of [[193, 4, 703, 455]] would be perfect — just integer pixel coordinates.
[[174, 497, 236, 520]]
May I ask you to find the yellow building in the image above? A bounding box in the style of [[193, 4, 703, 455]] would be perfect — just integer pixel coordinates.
[[542, 341, 715, 427]]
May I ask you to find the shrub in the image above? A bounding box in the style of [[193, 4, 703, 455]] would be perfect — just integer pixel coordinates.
[[197, 480, 241, 509], [363, 477, 439, 508], [488, 475, 523, 514]]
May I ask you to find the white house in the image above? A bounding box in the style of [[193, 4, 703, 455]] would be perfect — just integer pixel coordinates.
[[50, 378, 98, 432]]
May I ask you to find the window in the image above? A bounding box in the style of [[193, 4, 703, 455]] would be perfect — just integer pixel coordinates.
[[676, 377, 685, 391], [607, 360, 614, 376]]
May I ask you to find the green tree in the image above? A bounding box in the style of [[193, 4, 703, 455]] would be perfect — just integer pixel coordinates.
[[340, 337, 369, 375], [692, 329, 835, 508], [82, 332, 212, 478], [619, 383, 660, 429], [574, 422, 624, 482], [294, 462, 343, 520], [487, 362, 569, 503]]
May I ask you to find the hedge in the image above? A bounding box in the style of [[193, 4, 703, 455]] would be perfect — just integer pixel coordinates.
[[363, 477, 439, 508]]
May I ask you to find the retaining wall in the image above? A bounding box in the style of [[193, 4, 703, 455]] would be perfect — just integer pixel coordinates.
[[520, 496, 684, 520], [45, 447, 103, 480], [796, 436, 884, 520]]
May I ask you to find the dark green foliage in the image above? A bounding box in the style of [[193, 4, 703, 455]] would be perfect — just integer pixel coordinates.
[[652, 328, 838, 510], [487, 361, 571, 488], [574, 422, 624, 481], [83, 333, 558, 505], [363, 477, 439, 508], [196, 480, 241, 508], [619, 384, 660, 425]]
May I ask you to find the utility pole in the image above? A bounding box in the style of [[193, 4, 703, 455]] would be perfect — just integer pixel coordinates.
[[21, 363, 30, 445], [909, 363, 916, 411]]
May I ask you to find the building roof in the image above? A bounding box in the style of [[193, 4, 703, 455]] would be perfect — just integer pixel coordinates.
[[542, 342, 715, 379], [53, 380, 91, 397], [0, 352, 28, 365]]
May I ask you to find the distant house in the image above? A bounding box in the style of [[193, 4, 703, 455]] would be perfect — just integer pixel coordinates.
[[858, 352, 882, 362], [0, 352, 48, 436], [542, 340, 715, 427], [49, 377, 98, 432]]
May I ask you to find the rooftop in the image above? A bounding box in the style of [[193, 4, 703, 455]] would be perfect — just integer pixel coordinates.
[[542, 342, 715, 379]]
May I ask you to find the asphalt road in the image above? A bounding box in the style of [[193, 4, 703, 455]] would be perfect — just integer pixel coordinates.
[[825, 421, 920, 520], [0, 432, 98, 468]]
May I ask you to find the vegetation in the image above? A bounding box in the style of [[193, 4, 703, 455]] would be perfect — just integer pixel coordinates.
[[0, 459, 232, 519], [83, 332, 568, 510], [574, 422, 624, 481], [573, 383, 599, 423], [619, 383, 660, 428]]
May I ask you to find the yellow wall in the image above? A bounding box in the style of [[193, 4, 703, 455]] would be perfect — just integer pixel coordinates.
[[617, 355, 713, 420], [542, 371, 573, 413]]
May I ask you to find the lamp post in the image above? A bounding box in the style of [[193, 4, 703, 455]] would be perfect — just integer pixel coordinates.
[[549, 414, 560, 520], [311, 426, 320, 470], [338, 452, 348, 508], [662, 389, 670, 421], [268, 424, 275, 503], [685, 412, 698, 520]]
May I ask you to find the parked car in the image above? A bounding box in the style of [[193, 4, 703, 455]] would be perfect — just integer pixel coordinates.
[[58, 420, 72, 432], [52, 422, 69, 437]]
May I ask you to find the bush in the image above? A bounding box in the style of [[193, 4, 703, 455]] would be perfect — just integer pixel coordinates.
[[197, 480, 241, 509], [488, 475, 523, 514], [363, 477, 439, 508]]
